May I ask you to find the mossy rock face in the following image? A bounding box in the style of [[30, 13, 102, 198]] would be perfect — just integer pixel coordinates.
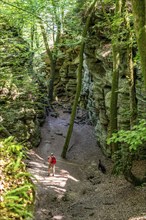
[[44, 43, 79, 103], [83, 13, 146, 152], [44, 10, 146, 153], [0, 17, 42, 147]]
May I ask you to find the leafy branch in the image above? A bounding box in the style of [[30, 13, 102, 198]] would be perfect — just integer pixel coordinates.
[[107, 119, 146, 186], [107, 119, 146, 151]]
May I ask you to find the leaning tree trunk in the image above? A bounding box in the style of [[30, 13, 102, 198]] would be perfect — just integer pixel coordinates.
[[40, 22, 56, 102], [131, 0, 146, 88], [61, 0, 97, 158]]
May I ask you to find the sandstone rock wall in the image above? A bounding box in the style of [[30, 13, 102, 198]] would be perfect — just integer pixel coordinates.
[[44, 21, 146, 155], [44, 42, 80, 103], [0, 17, 42, 147], [84, 37, 146, 154]]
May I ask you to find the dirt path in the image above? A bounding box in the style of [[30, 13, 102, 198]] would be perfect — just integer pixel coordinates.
[[27, 109, 146, 220]]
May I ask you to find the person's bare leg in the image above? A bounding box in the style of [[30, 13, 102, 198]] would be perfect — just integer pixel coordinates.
[[52, 165, 55, 176], [48, 164, 51, 176]]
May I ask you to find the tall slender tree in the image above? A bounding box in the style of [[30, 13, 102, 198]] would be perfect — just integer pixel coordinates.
[[101, 0, 125, 154], [61, 0, 97, 158], [40, 21, 58, 102], [125, 5, 137, 127], [131, 0, 146, 88]]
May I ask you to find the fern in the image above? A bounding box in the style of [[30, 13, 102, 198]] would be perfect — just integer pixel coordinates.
[[1, 137, 35, 219]]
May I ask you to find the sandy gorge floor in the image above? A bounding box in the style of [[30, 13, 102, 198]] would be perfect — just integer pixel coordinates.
[[26, 107, 146, 220]]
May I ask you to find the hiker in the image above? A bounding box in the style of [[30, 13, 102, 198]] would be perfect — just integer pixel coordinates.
[[48, 153, 56, 176]]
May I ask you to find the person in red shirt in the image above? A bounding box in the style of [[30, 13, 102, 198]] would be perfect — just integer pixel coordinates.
[[48, 153, 56, 176]]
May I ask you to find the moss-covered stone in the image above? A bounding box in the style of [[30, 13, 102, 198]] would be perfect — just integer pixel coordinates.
[[44, 10, 146, 154], [0, 16, 43, 147]]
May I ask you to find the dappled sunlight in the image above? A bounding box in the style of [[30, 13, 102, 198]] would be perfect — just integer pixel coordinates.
[[52, 215, 64, 220], [49, 185, 66, 198], [128, 216, 146, 220], [28, 150, 44, 161], [29, 161, 46, 169], [27, 150, 80, 200], [60, 169, 69, 176], [49, 185, 66, 192], [68, 174, 79, 182], [44, 176, 67, 188]]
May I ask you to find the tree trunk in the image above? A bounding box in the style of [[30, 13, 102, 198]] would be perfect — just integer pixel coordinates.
[[125, 6, 137, 127], [123, 157, 146, 186], [30, 24, 35, 51], [109, 44, 120, 153], [40, 22, 56, 102], [61, 0, 97, 158], [109, 0, 125, 154], [131, 0, 146, 88], [127, 47, 137, 127], [48, 60, 56, 102]]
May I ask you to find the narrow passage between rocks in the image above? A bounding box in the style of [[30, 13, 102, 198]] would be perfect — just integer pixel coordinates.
[[26, 108, 146, 220]]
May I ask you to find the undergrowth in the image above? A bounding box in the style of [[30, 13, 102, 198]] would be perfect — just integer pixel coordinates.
[[0, 136, 35, 220]]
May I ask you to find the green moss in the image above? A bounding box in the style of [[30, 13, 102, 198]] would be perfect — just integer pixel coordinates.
[[0, 17, 41, 147]]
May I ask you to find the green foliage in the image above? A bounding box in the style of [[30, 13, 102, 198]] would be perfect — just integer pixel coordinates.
[[0, 0, 81, 49], [0, 137, 34, 220], [107, 120, 146, 175], [107, 119, 146, 151], [111, 145, 132, 175], [0, 15, 44, 144]]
